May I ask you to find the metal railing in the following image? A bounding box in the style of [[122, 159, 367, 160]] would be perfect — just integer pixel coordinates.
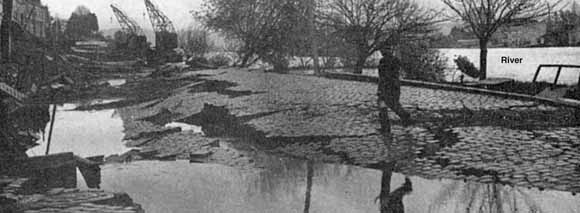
[[532, 64, 580, 86]]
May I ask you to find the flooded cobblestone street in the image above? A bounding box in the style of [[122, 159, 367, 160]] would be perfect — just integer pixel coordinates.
[[4, 0, 580, 212], [11, 67, 579, 212]]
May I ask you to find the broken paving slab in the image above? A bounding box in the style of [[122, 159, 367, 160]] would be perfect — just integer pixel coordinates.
[[17, 189, 143, 213], [1, 177, 143, 213], [123, 127, 182, 141]]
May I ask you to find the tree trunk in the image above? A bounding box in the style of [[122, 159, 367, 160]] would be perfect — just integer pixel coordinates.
[[1, 0, 13, 63], [307, 0, 320, 75], [239, 52, 252, 67], [273, 59, 289, 73], [353, 54, 367, 74], [479, 39, 488, 80]]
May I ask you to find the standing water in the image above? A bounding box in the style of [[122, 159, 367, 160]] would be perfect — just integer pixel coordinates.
[[27, 101, 129, 158], [100, 160, 580, 213]]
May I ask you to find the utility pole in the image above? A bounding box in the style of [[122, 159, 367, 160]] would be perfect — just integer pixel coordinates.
[[308, 0, 320, 75], [1, 0, 14, 63]]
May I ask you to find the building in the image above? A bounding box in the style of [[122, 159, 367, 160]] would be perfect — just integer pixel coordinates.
[[495, 22, 548, 47], [573, 0, 580, 16], [0, 0, 50, 39], [569, 1, 580, 45], [569, 27, 580, 45]]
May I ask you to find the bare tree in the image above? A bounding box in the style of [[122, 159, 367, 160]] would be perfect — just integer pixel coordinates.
[[178, 27, 215, 57], [442, 0, 562, 80], [197, 0, 309, 72], [320, 0, 440, 74]]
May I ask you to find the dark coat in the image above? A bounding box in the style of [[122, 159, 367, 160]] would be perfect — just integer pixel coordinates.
[[378, 54, 402, 102]]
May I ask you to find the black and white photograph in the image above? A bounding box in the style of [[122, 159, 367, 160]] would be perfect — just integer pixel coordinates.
[[1, 0, 580, 212]]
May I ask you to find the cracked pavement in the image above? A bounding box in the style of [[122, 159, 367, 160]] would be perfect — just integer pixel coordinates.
[[117, 68, 580, 194]]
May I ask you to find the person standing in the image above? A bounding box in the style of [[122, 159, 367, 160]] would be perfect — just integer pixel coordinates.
[[377, 48, 412, 129]]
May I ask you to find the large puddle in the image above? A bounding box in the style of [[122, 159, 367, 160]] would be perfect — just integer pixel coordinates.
[[27, 101, 129, 158], [101, 160, 580, 213], [23, 100, 580, 213]]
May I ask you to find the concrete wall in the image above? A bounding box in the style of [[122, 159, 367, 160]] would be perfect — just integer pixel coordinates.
[[0, 0, 50, 39]]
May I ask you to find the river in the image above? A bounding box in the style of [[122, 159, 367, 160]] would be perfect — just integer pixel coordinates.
[[294, 47, 580, 84], [439, 47, 580, 84]]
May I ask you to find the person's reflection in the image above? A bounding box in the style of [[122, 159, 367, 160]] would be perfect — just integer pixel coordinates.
[[379, 171, 413, 213], [377, 116, 413, 213]]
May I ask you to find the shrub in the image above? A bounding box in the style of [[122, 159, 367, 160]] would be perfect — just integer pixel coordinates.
[[454, 56, 480, 79], [399, 42, 447, 82], [208, 54, 232, 67], [178, 28, 215, 57], [187, 56, 210, 67], [322, 57, 339, 69]]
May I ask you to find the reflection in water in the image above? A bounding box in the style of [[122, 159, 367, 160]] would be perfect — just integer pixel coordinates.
[[304, 161, 314, 213], [378, 162, 412, 213], [74, 99, 125, 110], [27, 103, 128, 157], [429, 181, 551, 213], [100, 159, 580, 213], [377, 115, 414, 213], [34, 97, 580, 212], [377, 102, 407, 213], [373, 110, 579, 213]]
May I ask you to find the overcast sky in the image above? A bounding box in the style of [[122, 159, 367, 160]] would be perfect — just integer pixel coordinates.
[[41, 0, 205, 31], [39, 0, 450, 31], [38, 0, 575, 33]]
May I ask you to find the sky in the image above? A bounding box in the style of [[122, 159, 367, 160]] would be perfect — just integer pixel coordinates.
[[41, 0, 205, 32], [39, 0, 449, 31], [39, 0, 575, 33]]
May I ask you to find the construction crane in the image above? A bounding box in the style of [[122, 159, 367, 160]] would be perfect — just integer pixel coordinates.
[[144, 0, 178, 51], [110, 4, 143, 35], [110, 4, 148, 55]]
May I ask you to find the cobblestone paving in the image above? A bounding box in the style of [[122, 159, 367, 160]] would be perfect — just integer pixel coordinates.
[[117, 68, 580, 194]]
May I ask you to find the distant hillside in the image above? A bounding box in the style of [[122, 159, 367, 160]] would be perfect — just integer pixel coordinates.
[[436, 22, 461, 35]]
